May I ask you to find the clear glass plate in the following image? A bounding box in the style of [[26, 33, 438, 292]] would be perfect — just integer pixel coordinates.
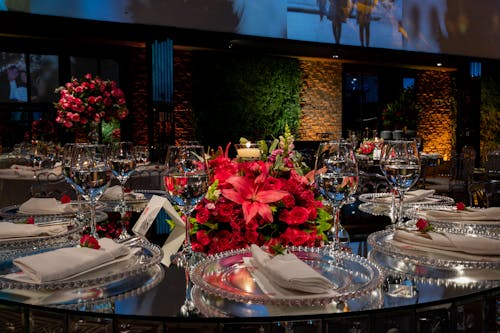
[[0, 264, 164, 310], [0, 201, 108, 223], [0, 237, 163, 290], [190, 246, 384, 307], [0, 220, 80, 251], [405, 206, 500, 233], [358, 192, 455, 206], [192, 284, 384, 318], [99, 189, 166, 212], [367, 230, 500, 285]]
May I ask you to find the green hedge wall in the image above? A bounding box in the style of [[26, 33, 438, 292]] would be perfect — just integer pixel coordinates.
[[192, 51, 302, 147]]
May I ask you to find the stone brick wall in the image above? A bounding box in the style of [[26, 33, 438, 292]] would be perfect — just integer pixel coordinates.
[[297, 60, 343, 141], [416, 70, 455, 160]]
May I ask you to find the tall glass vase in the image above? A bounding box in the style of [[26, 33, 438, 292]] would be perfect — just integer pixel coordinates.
[[88, 121, 100, 144]]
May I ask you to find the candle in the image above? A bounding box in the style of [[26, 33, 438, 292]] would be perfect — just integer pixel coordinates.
[[235, 142, 261, 160]]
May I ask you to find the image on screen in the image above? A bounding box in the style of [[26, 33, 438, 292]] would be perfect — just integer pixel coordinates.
[[3, 0, 500, 59], [0, 52, 27, 103], [30, 54, 59, 103]]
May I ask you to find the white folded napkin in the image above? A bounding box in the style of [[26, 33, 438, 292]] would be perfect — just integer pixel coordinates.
[[18, 198, 75, 215], [0, 222, 68, 239], [393, 229, 500, 256], [247, 244, 335, 294], [374, 189, 436, 204], [418, 207, 500, 223], [101, 185, 146, 201], [12, 238, 130, 283]]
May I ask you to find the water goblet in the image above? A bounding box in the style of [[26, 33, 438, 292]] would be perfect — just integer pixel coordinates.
[[163, 144, 209, 267], [69, 144, 112, 238], [314, 140, 358, 251], [109, 142, 137, 210], [379, 140, 421, 229], [133, 145, 151, 168], [61, 143, 85, 223]]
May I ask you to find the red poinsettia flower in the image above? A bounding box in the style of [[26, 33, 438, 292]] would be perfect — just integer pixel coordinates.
[[80, 234, 100, 249], [222, 162, 289, 223]]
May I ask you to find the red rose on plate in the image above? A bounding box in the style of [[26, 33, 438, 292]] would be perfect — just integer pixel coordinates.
[[60, 194, 71, 204], [80, 235, 100, 249]]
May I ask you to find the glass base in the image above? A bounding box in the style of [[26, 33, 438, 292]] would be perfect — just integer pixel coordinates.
[[171, 247, 206, 268]]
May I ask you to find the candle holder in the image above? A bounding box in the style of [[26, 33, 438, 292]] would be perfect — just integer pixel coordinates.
[[235, 143, 262, 161]]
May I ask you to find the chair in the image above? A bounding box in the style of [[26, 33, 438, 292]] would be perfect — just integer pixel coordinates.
[[485, 150, 500, 181], [467, 182, 489, 208], [448, 146, 476, 203], [31, 172, 76, 200], [126, 168, 164, 191]]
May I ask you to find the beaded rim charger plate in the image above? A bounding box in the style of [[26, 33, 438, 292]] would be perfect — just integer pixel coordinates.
[[0, 237, 163, 290], [190, 246, 384, 307], [358, 192, 455, 206], [367, 229, 500, 285]]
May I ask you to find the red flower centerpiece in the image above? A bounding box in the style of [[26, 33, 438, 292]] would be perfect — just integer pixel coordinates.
[[54, 73, 128, 142], [190, 127, 333, 254]]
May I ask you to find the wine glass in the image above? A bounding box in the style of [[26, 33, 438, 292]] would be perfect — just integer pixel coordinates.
[[314, 140, 358, 251], [61, 143, 85, 223], [133, 145, 150, 168], [379, 140, 421, 229], [69, 144, 112, 238], [163, 144, 209, 267], [109, 142, 137, 210]]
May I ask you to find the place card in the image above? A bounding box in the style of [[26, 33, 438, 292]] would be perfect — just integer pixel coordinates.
[[132, 195, 185, 267]]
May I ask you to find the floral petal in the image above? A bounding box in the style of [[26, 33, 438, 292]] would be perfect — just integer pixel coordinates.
[[221, 188, 244, 204], [242, 201, 259, 223], [255, 190, 289, 204]]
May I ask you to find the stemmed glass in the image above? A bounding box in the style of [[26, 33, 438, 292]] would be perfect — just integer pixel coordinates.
[[61, 143, 85, 223], [69, 144, 112, 238], [109, 142, 137, 210], [379, 140, 421, 229], [314, 140, 359, 251], [163, 144, 209, 267], [133, 145, 150, 168]]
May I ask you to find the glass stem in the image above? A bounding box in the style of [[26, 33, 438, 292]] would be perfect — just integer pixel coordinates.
[[395, 190, 405, 227], [389, 187, 397, 226], [329, 206, 341, 251], [183, 206, 193, 255], [89, 198, 98, 238], [120, 180, 126, 207]]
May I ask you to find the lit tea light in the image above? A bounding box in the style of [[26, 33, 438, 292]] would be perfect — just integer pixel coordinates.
[[235, 142, 261, 160]]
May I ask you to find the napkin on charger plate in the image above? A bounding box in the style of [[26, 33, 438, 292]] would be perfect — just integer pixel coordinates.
[[393, 229, 500, 256], [0, 222, 68, 239], [18, 197, 75, 215], [373, 189, 436, 205], [417, 207, 500, 223], [245, 244, 336, 295], [10, 238, 130, 283], [101, 185, 146, 201]]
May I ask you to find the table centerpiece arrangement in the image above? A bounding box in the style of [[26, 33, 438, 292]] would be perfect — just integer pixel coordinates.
[[54, 73, 129, 143], [189, 126, 334, 255]]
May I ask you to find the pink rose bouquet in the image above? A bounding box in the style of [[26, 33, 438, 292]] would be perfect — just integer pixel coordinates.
[[190, 127, 333, 254]]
